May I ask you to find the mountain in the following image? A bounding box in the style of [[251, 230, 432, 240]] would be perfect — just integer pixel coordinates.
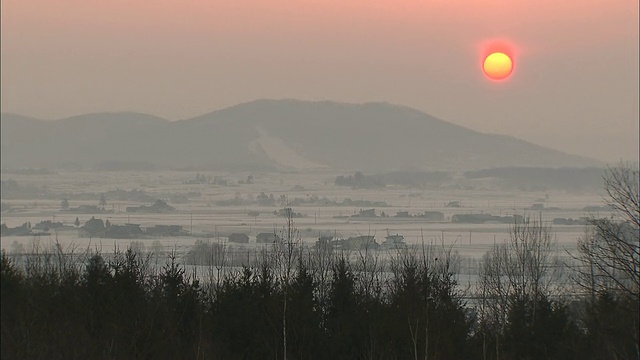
[[0, 100, 599, 171]]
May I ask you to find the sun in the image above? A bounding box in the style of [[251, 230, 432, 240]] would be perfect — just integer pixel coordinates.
[[483, 52, 513, 81]]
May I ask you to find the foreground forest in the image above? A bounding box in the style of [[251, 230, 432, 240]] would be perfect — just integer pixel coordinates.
[[1, 165, 638, 360]]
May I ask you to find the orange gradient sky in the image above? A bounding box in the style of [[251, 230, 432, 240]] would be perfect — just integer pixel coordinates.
[[1, 0, 638, 162]]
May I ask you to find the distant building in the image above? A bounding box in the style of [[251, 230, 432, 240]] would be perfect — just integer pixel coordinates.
[[382, 234, 407, 250], [417, 211, 445, 221], [104, 223, 143, 239], [256, 232, 278, 244], [145, 225, 188, 237], [342, 235, 379, 250], [351, 209, 376, 218], [530, 203, 544, 211], [445, 201, 461, 208], [228, 233, 250, 243]]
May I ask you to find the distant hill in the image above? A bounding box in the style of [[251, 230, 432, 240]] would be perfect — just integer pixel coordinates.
[[0, 100, 600, 171]]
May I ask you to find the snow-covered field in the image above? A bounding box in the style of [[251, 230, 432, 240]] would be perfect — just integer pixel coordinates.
[[1, 169, 606, 265]]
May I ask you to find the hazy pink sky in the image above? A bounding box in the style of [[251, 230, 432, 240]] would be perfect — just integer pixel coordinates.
[[2, 0, 638, 162]]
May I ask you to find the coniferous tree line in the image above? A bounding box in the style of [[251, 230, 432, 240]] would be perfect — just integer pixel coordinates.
[[1, 243, 469, 359], [1, 238, 636, 359], [1, 164, 638, 359]]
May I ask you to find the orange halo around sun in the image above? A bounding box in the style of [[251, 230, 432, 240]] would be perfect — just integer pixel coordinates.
[[483, 52, 513, 80]]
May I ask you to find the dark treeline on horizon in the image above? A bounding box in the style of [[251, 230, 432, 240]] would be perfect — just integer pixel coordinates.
[[1, 241, 636, 360]]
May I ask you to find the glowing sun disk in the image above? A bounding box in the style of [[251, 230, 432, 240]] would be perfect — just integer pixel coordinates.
[[483, 52, 513, 80]]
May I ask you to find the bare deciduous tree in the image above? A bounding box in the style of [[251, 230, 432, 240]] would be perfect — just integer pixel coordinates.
[[477, 214, 557, 359], [272, 204, 303, 360], [574, 163, 639, 300], [571, 163, 639, 358]]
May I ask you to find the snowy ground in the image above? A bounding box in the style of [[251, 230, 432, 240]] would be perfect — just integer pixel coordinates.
[[1, 169, 605, 271]]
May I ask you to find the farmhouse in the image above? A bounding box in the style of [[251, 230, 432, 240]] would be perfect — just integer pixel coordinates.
[[105, 223, 143, 239], [342, 235, 379, 250], [228, 233, 250, 243], [351, 209, 376, 218], [145, 225, 188, 237], [256, 232, 278, 244], [381, 235, 407, 250], [417, 211, 445, 221]]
